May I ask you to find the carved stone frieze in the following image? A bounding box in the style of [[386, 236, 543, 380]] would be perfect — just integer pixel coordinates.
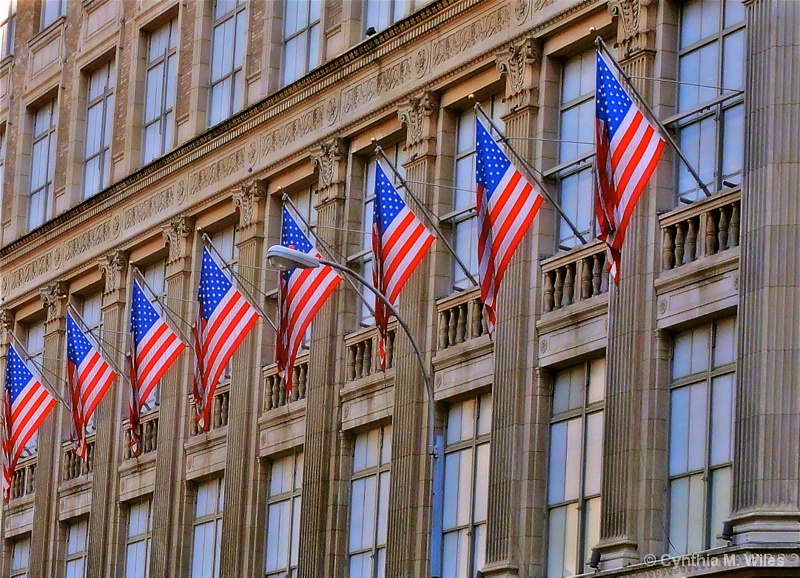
[[40, 281, 68, 323], [496, 37, 542, 111], [233, 180, 267, 230], [398, 92, 439, 158], [98, 250, 129, 297], [312, 137, 348, 193], [162, 216, 195, 265]]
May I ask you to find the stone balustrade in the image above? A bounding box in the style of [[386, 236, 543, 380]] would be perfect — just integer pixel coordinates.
[[345, 325, 396, 382], [541, 240, 609, 312], [436, 287, 486, 350], [660, 189, 740, 271], [263, 353, 309, 411], [11, 458, 36, 500], [62, 438, 95, 481], [123, 411, 160, 460], [189, 385, 230, 436]]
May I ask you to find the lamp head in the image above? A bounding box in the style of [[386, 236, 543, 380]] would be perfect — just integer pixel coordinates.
[[266, 245, 321, 271]]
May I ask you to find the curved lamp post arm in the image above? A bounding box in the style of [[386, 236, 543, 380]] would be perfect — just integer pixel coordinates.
[[319, 259, 437, 457]]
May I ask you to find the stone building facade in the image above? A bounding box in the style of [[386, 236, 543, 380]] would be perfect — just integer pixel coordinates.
[[0, 0, 798, 577]]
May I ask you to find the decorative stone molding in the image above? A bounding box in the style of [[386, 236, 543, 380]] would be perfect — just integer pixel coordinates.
[[533, 0, 555, 11], [98, 250, 129, 297], [40, 281, 68, 323], [0, 307, 12, 347], [496, 37, 541, 111], [397, 91, 439, 158], [162, 216, 195, 265], [233, 180, 267, 230], [311, 137, 348, 190], [608, 0, 655, 56]]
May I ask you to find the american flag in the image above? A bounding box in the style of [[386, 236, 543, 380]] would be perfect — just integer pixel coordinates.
[[2, 345, 57, 501], [595, 49, 665, 283], [276, 208, 340, 391], [193, 247, 259, 431], [476, 117, 544, 335], [129, 279, 185, 455], [372, 163, 435, 370], [66, 312, 117, 459]]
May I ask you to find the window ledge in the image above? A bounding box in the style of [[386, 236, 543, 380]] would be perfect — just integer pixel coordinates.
[[29, 17, 66, 52]]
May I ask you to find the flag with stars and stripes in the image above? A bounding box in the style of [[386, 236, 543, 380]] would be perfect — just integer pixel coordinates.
[[129, 279, 186, 455], [66, 312, 117, 459], [2, 345, 57, 501], [276, 208, 340, 391], [476, 117, 544, 335], [595, 49, 665, 283], [372, 163, 435, 370], [193, 247, 259, 431]]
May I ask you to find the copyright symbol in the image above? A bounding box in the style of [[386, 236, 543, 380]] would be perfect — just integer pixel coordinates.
[[644, 554, 658, 566]]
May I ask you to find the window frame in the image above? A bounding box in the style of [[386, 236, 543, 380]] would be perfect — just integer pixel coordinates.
[[281, 0, 322, 86], [10, 535, 31, 578], [363, 0, 406, 35], [64, 518, 90, 578], [83, 60, 116, 199], [41, 0, 66, 30], [28, 99, 58, 231], [190, 477, 225, 578], [667, 318, 736, 555], [208, 0, 248, 127], [0, 0, 16, 59], [264, 451, 304, 578], [124, 498, 153, 578], [142, 18, 179, 164]]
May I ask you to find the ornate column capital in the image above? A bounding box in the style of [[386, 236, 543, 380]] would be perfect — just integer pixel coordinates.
[[98, 250, 129, 299], [397, 91, 439, 159], [40, 281, 68, 325], [0, 307, 12, 348], [311, 137, 348, 204], [233, 180, 267, 231], [162, 215, 195, 267], [608, 0, 656, 58], [496, 37, 541, 112]]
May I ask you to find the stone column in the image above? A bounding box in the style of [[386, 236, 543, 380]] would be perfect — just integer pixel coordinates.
[[298, 138, 349, 577], [149, 216, 195, 577], [596, 0, 661, 568], [730, 0, 800, 543], [86, 251, 129, 578], [483, 37, 544, 578], [383, 91, 439, 577], [219, 181, 267, 578], [30, 281, 68, 578]]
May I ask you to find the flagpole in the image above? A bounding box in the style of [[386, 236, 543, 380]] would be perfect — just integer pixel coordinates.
[[131, 267, 195, 349], [472, 100, 589, 245], [200, 234, 279, 332], [282, 195, 377, 317], [8, 333, 70, 408], [595, 36, 712, 199], [67, 303, 132, 386], [372, 145, 480, 287]]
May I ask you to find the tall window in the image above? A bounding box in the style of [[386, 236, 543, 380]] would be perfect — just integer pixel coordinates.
[[10, 536, 30, 578], [209, 0, 247, 127], [348, 424, 392, 578], [21, 322, 45, 456], [65, 519, 89, 578], [668, 317, 736, 555], [78, 293, 103, 431], [125, 499, 152, 578], [364, 0, 406, 34], [41, 0, 66, 29], [140, 259, 167, 408], [0, 0, 16, 58], [282, 0, 321, 85], [0, 129, 6, 226], [84, 61, 116, 198], [352, 145, 405, 326], [28, 100, 58, 231], [211, 227, 238, 380], [191, 478, 225, 578], [265, 451, 303, 578], [673, 0, 745, 202], [552, 50, 595, 249], [143, 19, 178, 164], [441, 393, 492, 578], [547, 358, 605, 578], [447, 96, 503, 290]]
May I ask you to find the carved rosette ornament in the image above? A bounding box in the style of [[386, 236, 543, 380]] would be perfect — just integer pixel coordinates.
[[311, 137, 348, 197], [98, 250, 129, 297], [496, 37, 542, 111], [397, 91, 439, 158], [40, 281, 68, 324], [608, 0, 654, 57], [162, 216, 195, 265], [233, 180, 267, 231]]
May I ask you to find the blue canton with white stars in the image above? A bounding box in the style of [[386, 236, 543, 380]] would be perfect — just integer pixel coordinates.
[[198, 248, 234, 323], [596, 52, 633, 140], [476, 118, 512, 199], [280, 208, 313, 279], [373, 164, 406, 230], [67, 313, 95, 367], [5, 346, 36, 404], [131, 280, 160, 346]]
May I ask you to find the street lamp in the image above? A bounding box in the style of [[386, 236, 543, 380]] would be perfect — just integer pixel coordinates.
[[266, 245, 438, 457]]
